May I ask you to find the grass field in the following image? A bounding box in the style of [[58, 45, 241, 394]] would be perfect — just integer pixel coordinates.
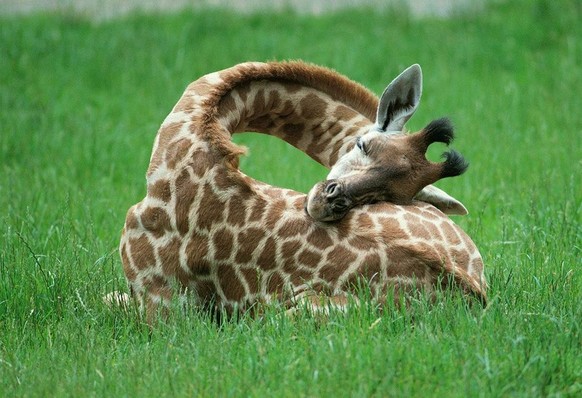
[[1, 0, 580, 396]]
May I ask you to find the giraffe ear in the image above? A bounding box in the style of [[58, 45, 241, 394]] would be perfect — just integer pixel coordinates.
[[376, 64, 422, 132], [414, 185, 469, 215]]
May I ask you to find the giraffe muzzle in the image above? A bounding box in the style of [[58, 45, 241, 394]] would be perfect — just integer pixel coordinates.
[[305, 180, 354, 222]]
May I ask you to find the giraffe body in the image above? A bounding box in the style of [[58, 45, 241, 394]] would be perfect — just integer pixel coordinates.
[[119, 62, 487, 322]]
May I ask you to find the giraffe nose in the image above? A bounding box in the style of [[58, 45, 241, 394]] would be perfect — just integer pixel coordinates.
[[325, 181, 340, 199]]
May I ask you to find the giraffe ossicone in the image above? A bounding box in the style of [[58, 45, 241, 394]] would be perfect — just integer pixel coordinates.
[[118, 61, 487, 324]]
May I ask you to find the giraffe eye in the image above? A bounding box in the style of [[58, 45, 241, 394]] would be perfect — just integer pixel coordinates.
[[356, 137, 368, 154]]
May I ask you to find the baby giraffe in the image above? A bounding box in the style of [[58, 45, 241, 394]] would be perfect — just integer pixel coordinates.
[[117, 61, 487, 324]]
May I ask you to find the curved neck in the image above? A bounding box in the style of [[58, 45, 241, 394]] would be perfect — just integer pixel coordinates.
[[189, 62, 378, 168], [219, 80, 373, 167]]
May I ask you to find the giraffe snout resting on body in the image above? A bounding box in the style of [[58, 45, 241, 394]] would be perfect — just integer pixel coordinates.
[[117, 61, 487, 325]]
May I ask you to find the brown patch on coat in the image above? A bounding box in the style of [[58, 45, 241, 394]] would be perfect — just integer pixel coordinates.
[[158, 236, 190, 286], [347, 235, 377, 251], [217, 264, 246, 302], [121, 243, 136, 281], [174, 95, 194, 112], [149, 179, 171, 203], [297, 248, 322, 268], [265, 199, 286, 229], [193, 279, 218, 302], [239, 267, 261, 294], [185, 231, 210, 275], [281, 123, 306, 146], [175, 168, 197, 235], [333, 104, 359, 121], [326, 245, 357, 266], [191, 150, 216, 178], [140, 206, 172, 238], [212, 227, 234, 261], [146, 275, 173, 300], [441, 221, 462, 246], [359, 253, 382, 279], [129, 234, 155, 270], [281, 240, 302, 263], [318, 246, 355, 283], [148, 121, 184, 176], [407, 222, 432, 241], [266, 271, 285, 294], [336, 219, 353, 241], [450, 248, 470, 268], [166, 138, 191, 169], [226, 200, 248, 227], [257, 237, 277, 270], [248, 115, 276, 132], [278, 218, 310, 238], [355, 212, 374, 228], [197, 183, 226, 231], [318, 263, 343, 284], [125, 207, 139, 230], [248, 197, 267, 222], [252, 89, 266, 115], [386, 245, 430, 280], [378, 217, 408, 240], [217, 92, 238, 116], [307, 227, 333, 250], [308, 136, 333, 164], [290, 269, 315, 286], [235, 227, 266, 264], [299, 93, 328, 120]]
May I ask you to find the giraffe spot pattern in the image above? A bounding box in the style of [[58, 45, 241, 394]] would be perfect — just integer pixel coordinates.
[[125, 207, 139, 230], [158, 236, 190, 285], [148, 121, 184, 176], [197, 183, 226, 231], [166, 138, 191, 169], [239, 266, 261, 294], [212, 227, 234, 261], [300, 93, 328, 120], [440, 221, 463, 246], [297, 248, 322, 268], [186, 231, 210, 274], [218, 263, 246, 302], [307, 227, 334, 250], [257, 237, 277, 270], [129, 234, 156, 270], [120, 243, 137, 281], [149, 179, 172, 203], [278, 218, 310, 238], [175, 169, 198, 235], [140, 206, 172, 238], [333, 104, 359, 121], [235, 227, 265, 263], [265, 199, 286, 229]]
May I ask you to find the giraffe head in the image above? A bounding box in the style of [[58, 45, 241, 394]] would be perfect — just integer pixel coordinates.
[[306, 64, 469, 222]]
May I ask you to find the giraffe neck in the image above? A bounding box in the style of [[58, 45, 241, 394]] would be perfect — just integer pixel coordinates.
[[216, 79, 374, 167], [175, 62, 378, 169]]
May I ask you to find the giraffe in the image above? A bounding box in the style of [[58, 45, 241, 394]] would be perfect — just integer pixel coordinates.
[[118, 61, 487, 323]]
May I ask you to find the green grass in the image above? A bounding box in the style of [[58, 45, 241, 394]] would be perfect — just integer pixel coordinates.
[[1, 0, 581, 396]]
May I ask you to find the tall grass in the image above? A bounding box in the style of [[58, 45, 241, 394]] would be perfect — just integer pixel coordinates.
[[1, 0, 580, 396]]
